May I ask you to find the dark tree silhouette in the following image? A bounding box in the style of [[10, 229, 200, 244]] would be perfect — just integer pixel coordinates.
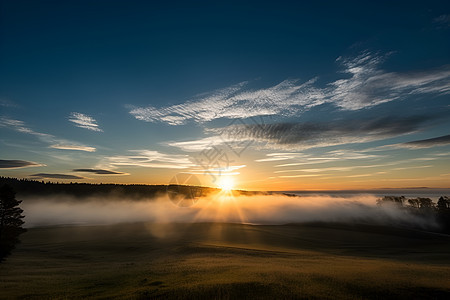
[[0, 184, 26, 262], [417, 197, 434, 209], [438, 196, 450, 209], [407, 198, 420, 209], [376, 196, 405, 207], [407, 197, 434, 211], [437, 196, 450, 233]]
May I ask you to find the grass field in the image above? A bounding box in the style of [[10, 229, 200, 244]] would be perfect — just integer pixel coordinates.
[[1, 222, 449, 299]]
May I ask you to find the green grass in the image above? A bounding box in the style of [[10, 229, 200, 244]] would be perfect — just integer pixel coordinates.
[[1, 222, 449, 299]]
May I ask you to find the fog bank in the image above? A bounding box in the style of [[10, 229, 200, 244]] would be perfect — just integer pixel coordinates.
[[20, 193, 439, 230]]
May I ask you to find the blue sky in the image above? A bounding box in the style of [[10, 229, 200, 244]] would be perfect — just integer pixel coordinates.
[[1, 0, 449, 190]]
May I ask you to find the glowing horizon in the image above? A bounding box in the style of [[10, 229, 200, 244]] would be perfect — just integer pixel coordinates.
[[1, 2, 449, 191]]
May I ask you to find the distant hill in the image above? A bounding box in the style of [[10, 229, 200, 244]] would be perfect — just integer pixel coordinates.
[[0, 177, 267, 200], [0, 177, 209, 200]]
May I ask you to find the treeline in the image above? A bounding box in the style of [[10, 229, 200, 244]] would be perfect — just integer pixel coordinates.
[[0, 177, 264, 200], [377, 195, 450, 233], [0, 177, 219, 200], [0, 184, 26, 262]]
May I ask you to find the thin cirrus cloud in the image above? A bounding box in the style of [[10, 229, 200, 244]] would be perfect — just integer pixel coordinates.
[[0, 99, 18, 108], [173, 114, 437, 151], [220, 115, 434, 146], [254, 150, 383, 169], [0, 117, 53, 139], [273, 164, 384, 174], [363, 134, 450, 151], [0, 117, 96, 152], [101, 150, 194, 169], [273, 151, 384, 167], [129, 52, 450, 125], [256, 150, 382, 164], [167, 136, 229, 152], [188, 164, 246, 176], [433, 14, 450, 29], [272, 161, 426, 175], [50, 144, 96, 152], [0, 159, 44, 169], [69, 112, 103, 132], [29, 173, 86, 180], [255, 153, 309, 162], [73, 168, 129, 175], [400, 134, 450, 149]]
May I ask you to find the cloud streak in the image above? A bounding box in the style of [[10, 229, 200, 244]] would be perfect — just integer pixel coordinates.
[[401, 134, 450, 149], [433, 14, 450, 29], [102, 150, 194, 169], [69, 112, 102, 132], [73, 168, 128, 175], [130, 52, 450, 125], [0, 117, 53, 139], [258, 151, 382, 166], [29, 173, 86, 180], [50, 144, 96, 152], [0, 117, 96, 152], [0, 159, 44, 169], [189, 114, 437, 151]]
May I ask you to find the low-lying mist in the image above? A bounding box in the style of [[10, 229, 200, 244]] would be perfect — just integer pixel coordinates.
[[21, 193, 439, 230]]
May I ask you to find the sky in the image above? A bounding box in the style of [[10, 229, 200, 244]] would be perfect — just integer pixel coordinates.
[[0, 0, 449, 191]]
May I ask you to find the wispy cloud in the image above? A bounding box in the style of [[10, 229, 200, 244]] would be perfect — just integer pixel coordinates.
[[254, 150, 384, 169], [401, 134, 450, 149], [432, 151, 450, 157], [187, 164, 246, 176], [0, 99, 18, 108], [0, 117, 53, 139], [363, 134, 450, 151], [278, 174, 327, 178], [206, 115, 435, 151], [0, 159, 44, 169], [433, 14, 450, 29], [273, 164, 389, 174], [29, 173, 86, 180], [342, 172, 386, 178], [255, 153, 309, 162], [73, 168, 129, 175], [168, 114, 439, 152], [167, 136, 227, 152], [50, 144, 96, 152], [196, 164, 246, 172], [272, 154, 438, 181], [130, 52, 450, 125], [330, 53, 450, 109], [272, 160, 435, 176], [69, 112, 102, 132], [102, 150, 194, 169], [257, 152, 341, 166], [390, 165, 432, 171], [0, 117, 96, 152]]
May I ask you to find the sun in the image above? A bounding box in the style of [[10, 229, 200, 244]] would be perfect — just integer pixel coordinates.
[[217, 176, 235, 192]]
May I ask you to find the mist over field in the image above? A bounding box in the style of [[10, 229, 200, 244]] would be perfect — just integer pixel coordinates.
[[21, 193, 439, 230]]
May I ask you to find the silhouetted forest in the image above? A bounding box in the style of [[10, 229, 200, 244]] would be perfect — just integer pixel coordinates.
[[0, 184, 26, 262], [0, 177, 265, 200], [377, 195, 450, 233], [0, 177, 218, 200], [1, 177, 449, 233]]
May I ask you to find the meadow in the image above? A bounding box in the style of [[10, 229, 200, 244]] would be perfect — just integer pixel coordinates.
[[1, 222, 449, 299]]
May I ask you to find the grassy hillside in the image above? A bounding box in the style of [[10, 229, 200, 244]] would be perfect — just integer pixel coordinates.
[[1, 222, 449, 299]]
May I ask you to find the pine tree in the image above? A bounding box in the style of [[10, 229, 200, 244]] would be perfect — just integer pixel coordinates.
[[0, 184, 26, 261]]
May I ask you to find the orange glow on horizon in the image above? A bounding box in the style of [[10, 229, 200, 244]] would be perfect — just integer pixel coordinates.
[[217, 176, 235, 192]]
